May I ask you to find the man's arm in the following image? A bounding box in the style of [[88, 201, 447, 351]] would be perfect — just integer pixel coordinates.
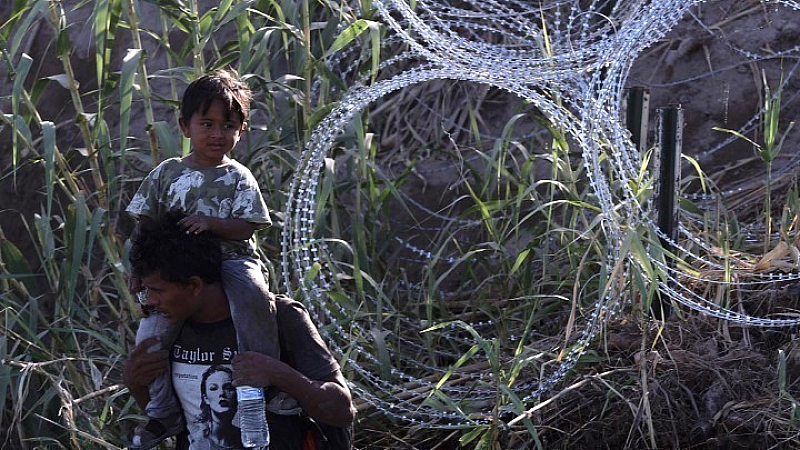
[[232, 351, 356, 428]]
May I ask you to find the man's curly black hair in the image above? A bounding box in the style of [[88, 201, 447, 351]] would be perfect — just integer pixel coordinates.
[[129, 211, 222, 285]]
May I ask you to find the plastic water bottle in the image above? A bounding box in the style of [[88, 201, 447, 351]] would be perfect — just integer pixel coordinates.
[[236, 386, 270, 448]]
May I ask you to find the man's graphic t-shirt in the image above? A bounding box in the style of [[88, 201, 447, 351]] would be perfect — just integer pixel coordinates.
[[171, 317, 243, 450], [170, 296, 346, 449]]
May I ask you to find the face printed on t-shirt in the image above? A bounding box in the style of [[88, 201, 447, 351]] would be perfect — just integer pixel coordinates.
[[204, 369, 236, 415]]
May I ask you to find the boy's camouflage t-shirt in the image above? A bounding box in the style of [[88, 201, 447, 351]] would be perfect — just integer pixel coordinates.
[[127, 157, 271, 259]]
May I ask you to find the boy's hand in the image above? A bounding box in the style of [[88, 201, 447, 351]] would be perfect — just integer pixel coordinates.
[[178, 215, 260, 240], [177, 215, 259, 240], [178, 214, 212, 234]]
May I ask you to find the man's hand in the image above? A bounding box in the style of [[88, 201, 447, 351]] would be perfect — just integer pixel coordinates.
[[123, 337, 169, 408], [128, 274, 142, 295], [232, 351, 356, 427], [231, 351, 280, 388]]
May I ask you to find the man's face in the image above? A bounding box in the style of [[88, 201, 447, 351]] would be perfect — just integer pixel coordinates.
[[140, 272, 200, 324]]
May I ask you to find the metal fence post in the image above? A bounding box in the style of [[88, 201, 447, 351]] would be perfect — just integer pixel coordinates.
[[652, 105, 683, 320], [624, 87, 650, 153]]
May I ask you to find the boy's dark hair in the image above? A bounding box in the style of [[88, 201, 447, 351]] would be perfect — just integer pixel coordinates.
[[129, 211, 222, 285], [181, 68, 253, 125]]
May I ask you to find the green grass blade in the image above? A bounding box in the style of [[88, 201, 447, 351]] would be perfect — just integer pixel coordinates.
[[119, 48, 141, 155], [5, 1, 45, 59], [324, 19, 373, 56], [42, 121, 56, 219], [151, 121, 181, 158], [64, 193, 89, 317], [10, 53, 32, 169]]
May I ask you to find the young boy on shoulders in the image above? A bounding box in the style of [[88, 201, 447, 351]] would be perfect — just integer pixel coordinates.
[[126, 68, 280, 450], [123, 213, 355, 450]]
